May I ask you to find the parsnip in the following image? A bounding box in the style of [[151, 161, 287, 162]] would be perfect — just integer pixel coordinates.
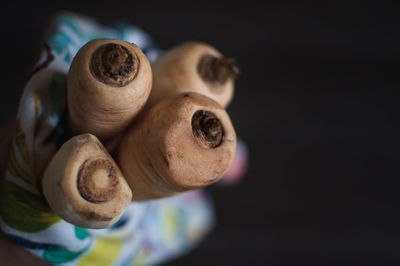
[[67, 39, 152, 141], [42, 134, 132, 229], [117, 92, 237, 201], [148, 41, 239, 108]]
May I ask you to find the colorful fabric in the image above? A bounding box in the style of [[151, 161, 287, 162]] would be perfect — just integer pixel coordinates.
[[0, 11, 246, 265]]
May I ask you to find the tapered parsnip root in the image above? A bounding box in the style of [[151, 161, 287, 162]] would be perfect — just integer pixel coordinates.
[[42, 134, 132, 228], [67, 39, 152, 141], [117, 92, 237, 201], [148, 41, 239, 108]]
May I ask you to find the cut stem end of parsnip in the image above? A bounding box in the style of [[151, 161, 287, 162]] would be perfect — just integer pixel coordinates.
[[192, 110, 224, 148], [77, 159, 119, 203], [90, 43, 139, 87], [198, 55, 239, 85]]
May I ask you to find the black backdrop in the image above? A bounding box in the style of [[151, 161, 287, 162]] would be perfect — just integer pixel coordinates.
[[1, 1, 400, 265]]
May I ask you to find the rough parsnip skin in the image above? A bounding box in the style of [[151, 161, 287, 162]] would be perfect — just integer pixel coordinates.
[[42, 134, 132, 229], [67, 39, 152, 141], [148, 41, 239, 108], [117, 92, 237, 201]]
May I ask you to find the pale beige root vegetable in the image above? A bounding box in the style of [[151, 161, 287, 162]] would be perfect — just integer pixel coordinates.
[[117, 92, 237, 201], [67, 39, 152, 141], [42, 133, 132, 229], [148, 41, 239, 108]]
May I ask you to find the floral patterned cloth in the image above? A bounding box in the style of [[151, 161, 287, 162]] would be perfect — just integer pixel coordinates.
[[0, 12, 247, 265]]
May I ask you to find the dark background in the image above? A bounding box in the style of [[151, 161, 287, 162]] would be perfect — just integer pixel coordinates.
[[1, 1, 400, 265]]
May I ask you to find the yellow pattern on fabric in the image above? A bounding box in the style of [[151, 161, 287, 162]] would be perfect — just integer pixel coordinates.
[[162, 205, 179, 244], [78, 236, 123, 266], [132, 247, 151, 266]]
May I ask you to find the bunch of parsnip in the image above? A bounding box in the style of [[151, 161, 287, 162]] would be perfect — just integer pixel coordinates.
[[42, 39, 239, 229]]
